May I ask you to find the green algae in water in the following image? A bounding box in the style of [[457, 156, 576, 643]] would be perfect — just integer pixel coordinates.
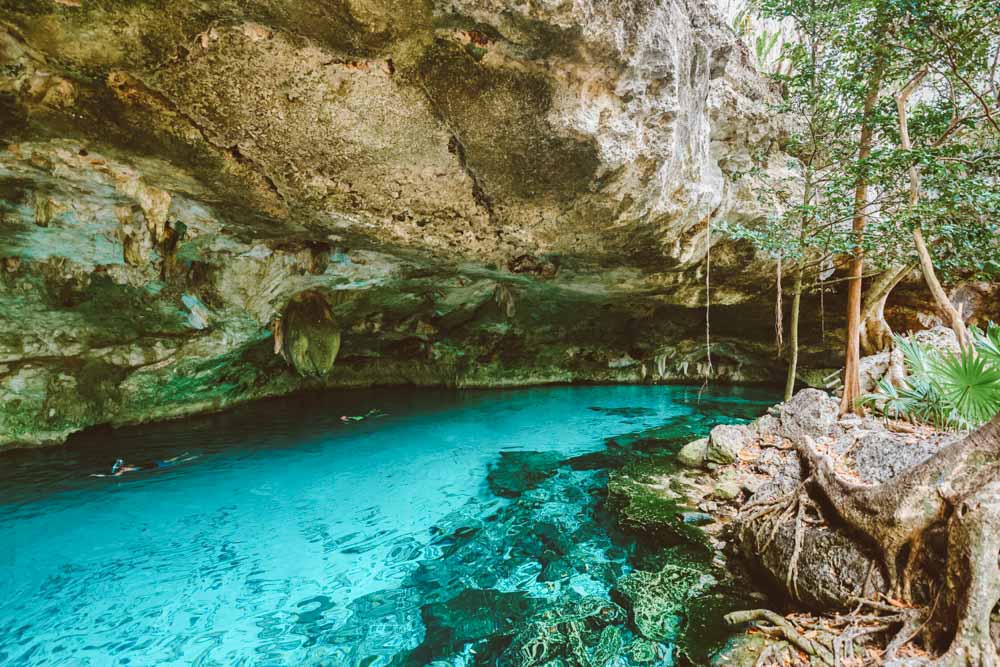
[[0, 384, 778, 665]]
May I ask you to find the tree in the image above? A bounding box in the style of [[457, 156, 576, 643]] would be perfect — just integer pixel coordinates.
[[889, 1, 1000, 350], [728, 0, 907, 402], [744, 0, 999, 414]]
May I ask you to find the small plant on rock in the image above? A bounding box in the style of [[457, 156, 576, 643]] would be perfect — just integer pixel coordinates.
[[864, 324, 1000, 429]]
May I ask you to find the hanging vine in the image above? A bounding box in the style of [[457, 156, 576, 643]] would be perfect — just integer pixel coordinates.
[[775, 255, 784, 355], [699, 214, 714, 399]]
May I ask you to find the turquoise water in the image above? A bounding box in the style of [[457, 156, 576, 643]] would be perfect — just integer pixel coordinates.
[[0, 385, 776, 666]]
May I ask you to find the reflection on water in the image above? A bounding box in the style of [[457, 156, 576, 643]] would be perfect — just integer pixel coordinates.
[[0, 384, 777, 665]]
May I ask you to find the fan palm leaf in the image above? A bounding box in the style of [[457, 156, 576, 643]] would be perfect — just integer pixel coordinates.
[[895, 333, 937, 377], [930, 348, 1000, 427], [971, 322, 1000, 367]]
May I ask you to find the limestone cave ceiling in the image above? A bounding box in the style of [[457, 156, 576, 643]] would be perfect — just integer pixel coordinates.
[[0, 0, 801, 446]]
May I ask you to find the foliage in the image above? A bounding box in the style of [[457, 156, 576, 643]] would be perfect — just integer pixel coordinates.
[[727, 0, 1000, 279], [863, 324, 1000, 429]]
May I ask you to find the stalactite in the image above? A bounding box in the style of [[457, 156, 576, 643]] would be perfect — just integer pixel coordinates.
[[656, 352, 668, 379]]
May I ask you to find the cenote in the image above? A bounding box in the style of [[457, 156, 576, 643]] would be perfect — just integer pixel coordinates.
[[0, 385, 779, 665]]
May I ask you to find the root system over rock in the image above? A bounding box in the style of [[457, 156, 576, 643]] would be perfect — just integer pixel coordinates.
[[795, 415, 1000, 665]]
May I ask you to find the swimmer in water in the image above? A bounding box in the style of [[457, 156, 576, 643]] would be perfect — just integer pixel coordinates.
[[340, 409, 387, 423], [91, 452, 197, 477]]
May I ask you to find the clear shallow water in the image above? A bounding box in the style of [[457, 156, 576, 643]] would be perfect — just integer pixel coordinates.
[[0, 385, 777, 666]]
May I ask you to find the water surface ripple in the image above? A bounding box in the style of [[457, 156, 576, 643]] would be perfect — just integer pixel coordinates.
[[0, 385, 776, 665]]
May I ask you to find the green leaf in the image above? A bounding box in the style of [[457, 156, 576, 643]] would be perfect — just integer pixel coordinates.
[[930, 349, 1000, 427]]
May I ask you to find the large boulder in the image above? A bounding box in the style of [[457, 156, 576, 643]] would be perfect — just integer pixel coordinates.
[[778, 389, 839, 441], [677, 437, 709, 468], [735, 503, 887, 610], [707, 424, 752, 465]]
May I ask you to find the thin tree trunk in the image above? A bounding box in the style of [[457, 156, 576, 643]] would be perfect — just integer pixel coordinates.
[[775, 256, 784, 355], [895, 68, 972, 349], [841, 52, 887, 416], [785, 165, 813, 402], [859, 264, 913, 355], [913, 227, 971, 348], [785, 261, 804, 401]]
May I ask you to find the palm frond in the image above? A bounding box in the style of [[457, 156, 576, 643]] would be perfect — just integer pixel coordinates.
[[930, 348, 1000, 427], [971, 321, 1000, 367], [894, 333, 936, 378]]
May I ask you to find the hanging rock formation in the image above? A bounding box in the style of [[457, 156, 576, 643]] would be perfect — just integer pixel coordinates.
[[279, 290, 342, 376]]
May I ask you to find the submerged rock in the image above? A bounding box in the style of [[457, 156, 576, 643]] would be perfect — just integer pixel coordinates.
[[501, 597, 627, 666], [614, 563, 717, 643], [417, 588, 537, 658], [486, 450, 562, 498]]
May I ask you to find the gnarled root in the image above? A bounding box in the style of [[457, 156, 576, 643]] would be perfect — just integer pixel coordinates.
[[794, 415, 1000, 664], [725, 609, 835, 665], [926, 481, 1000, 666]]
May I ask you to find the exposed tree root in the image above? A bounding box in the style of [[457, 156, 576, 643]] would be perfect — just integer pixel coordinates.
[[744, 478, 820, 602], [726, 602, 914, 666], [726, 609, 836, 665], [793, 415, 1000, 664]]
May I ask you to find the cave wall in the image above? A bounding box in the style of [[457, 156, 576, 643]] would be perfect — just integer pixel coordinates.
[[0, 0, 809, 448]]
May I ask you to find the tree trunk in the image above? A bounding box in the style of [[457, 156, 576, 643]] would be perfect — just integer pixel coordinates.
[[796, 414, 1000, 664], [895, 69, 972, 349], [913, 227, 971, 349], [785, 166, 813, 401], [860, 264, 913, 355], [841, 52, 887, 416], [784, 261, 804, 402]]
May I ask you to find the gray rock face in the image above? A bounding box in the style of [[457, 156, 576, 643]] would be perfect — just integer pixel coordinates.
[[735, 512, 886, 611], [778, 389, 839, 442], [851, 430, 957, 484], [707, 423, 752, 465], [0, 0, 804, 447]]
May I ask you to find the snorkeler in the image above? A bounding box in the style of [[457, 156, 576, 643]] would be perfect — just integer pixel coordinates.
[[91, 452, 197, 477], [340, 408, 387, 423]]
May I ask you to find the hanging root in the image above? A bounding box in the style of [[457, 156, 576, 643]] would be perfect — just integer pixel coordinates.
[[785, 487, 812, 600], [743, 478, 817, 602]]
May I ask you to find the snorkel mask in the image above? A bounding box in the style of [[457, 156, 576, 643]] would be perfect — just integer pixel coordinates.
[[111, 459, 124, 474]]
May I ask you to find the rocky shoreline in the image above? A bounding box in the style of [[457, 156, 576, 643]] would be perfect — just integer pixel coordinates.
[[631, 384, 999, 665]]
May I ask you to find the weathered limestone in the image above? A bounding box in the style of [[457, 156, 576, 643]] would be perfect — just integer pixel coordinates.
[[678, 437, 710, 468], [0, 0, 805, 447], [706, 423, 752, 465]]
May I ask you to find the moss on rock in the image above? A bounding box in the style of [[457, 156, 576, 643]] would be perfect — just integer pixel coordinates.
[[614, 562, 717, 643], [607, 458, 711, 548]]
